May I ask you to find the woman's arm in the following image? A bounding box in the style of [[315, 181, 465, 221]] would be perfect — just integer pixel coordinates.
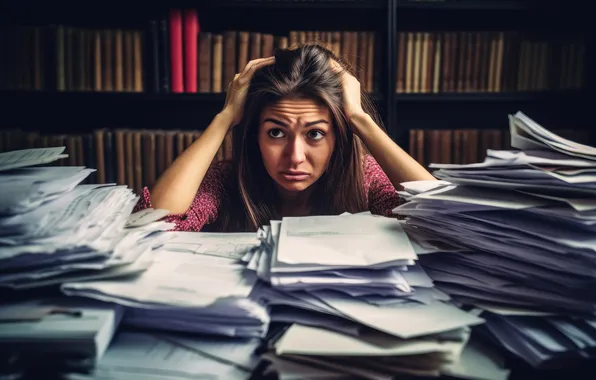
[[330, 60, 435, 189], [151, 56, 275, 215], [150, 111, 233, 214], [350, 112, 436, 189]]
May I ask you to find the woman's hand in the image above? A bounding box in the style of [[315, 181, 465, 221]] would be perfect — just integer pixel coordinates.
[[221, 56, 276, 128], [330, 60, 366, 123]]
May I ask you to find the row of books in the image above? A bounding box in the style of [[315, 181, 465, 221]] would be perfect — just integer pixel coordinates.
[[0, 12, 377, 94], [408, 127, 593, 168], [1, 26, 144, 93], [0, 128, 232, 196], [408, 128, 511, 168], [157, 9, 377, 93], [4, 25, 586, 96], [166, 29, 375, 94], [397, 31, 587, 93]]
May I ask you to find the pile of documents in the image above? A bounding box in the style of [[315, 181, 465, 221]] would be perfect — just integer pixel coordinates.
[[241, 213, 506, 379], [0, 147, 176, 376], [393, 111, 596, 368], [0, 147, 172, 290], [61, 231, 270, 339]]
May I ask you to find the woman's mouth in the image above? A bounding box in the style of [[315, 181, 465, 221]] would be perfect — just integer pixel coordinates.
[[280, 171, 310, 181]]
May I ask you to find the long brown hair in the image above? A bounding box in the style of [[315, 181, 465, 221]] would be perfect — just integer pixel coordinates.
[[215, 42, 384, 232]]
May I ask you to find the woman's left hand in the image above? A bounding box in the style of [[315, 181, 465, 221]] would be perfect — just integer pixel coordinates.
[[330, 60, 366, 122]]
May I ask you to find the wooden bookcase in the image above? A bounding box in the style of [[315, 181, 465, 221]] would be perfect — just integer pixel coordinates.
[[0, 0, 592, 181]]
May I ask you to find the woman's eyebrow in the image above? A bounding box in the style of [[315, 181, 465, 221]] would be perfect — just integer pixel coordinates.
[[262, 118, 329, 127], [304, 120, 329, 127], [263, 118, 288, 127]]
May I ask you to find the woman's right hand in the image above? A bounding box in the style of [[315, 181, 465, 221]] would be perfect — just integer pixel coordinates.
[[221, 56, 276, 128]]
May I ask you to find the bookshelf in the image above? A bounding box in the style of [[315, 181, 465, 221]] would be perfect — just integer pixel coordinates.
[[0, 0, 593, 182], [392, 0, 593, 167], [0, 0, 390, 130]]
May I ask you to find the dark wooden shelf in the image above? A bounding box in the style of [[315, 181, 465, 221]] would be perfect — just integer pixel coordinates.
[[0, 90, 228, 104], [203, 0, 387, 9], [1, 90, 384, 104], [396, 0, 535, 10], [394, 91, 585, 103], [0, 90, 386, 133]]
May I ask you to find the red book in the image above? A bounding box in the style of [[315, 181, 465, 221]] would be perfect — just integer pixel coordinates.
[[183, 9, 199, 93], [169, 9, 184, 93]]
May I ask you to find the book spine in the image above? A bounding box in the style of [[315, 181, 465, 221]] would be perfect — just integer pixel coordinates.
[[169, 9, 184, 93], [183, 9, 198, 93]]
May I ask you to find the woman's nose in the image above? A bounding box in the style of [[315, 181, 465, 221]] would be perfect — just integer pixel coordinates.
[[286, 137, 306, 165]]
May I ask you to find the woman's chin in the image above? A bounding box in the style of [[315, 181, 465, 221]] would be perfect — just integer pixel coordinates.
[[277, 178, 313, 193]]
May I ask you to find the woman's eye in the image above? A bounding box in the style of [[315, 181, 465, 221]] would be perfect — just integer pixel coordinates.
[[268, 129, 285, 139], [307, 130, 325, 141]]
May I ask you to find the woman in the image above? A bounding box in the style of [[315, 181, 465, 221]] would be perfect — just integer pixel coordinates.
[[134, 43, 435, 232]]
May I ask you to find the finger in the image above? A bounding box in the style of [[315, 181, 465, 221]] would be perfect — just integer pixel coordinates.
[[242, 56, 275, 71], [240, 56, 275, 79], [241, 57, 275, 78], [227, 74, 239, 92], [237, 59, 276, 87], [328, 59, 344, 74]]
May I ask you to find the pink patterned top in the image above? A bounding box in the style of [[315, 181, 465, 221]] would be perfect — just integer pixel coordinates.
[[133, 155, 402, 232]]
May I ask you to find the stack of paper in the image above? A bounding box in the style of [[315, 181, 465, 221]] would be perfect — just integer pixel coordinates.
[[256, 326, 510, 380], [393, 111, 596, 368], [61, 234, 270, 339], [0, 148, 172, 290], [0, 147, 175, 378], [242, 213, 493, 378], [430, 111, 596, 196]]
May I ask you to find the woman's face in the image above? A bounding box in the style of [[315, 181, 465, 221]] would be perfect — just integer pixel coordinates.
[[258, 98, 336, 194]]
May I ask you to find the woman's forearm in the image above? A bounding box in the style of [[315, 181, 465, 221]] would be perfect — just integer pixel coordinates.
[[150, 111, 233, 214], [350, 112, 436, 189]]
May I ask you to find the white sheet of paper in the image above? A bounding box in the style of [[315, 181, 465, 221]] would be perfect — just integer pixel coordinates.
[[513, 111, 596, 157], [0, 167, 94, 213], [413, 185, 552, 209], [276, 214, 416, 267], [0, 147, 68, 171], [400, 180, 452, 194], [488, 149, 596, 168], [62, 250, 257, 308], [275, 323, 466, 359], [312, 291, 484, 339], [165, 232, 259, 259], [433, 172, 596, 196]]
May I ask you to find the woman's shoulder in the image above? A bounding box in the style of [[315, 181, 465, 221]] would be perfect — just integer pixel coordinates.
[[362, 154, 383, 178], [204, 159, 235, 188], [208, 159, 234, 175]]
